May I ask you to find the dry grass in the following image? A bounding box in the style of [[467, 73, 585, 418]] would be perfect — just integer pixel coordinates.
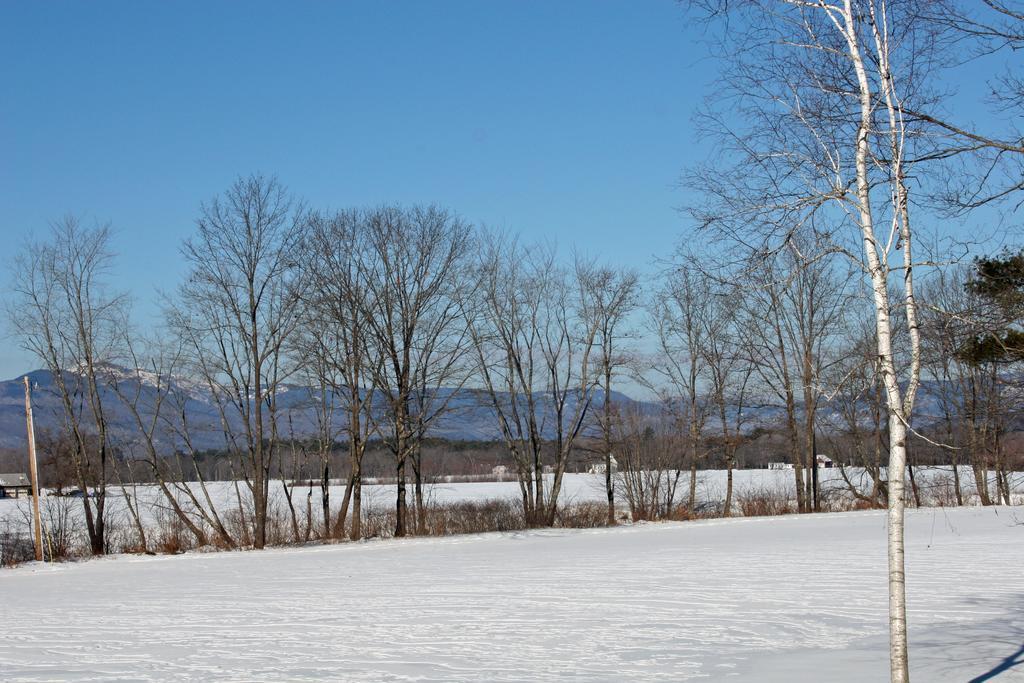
[[422, 500, 526, 535], [736, 486, 795, 517]]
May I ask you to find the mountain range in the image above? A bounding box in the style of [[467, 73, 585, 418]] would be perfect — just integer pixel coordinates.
[[0, 367, 659, 452], [0, 365, 990, 453]]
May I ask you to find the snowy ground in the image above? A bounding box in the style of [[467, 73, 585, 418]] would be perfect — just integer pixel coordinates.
[[1, 506, 1022, 681], [3, 467, 1017, 538]]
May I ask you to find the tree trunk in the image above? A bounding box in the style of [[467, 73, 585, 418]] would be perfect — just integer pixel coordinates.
[[723, 454, 734, 517], [395, 455, 408, 537], [533, 447, 544, 527], [809, 427, 819, 512], [122, 485, 148, 553], [907, 463, 921, 509], [304, 487, 313, 542], [234, 478, 252, 547], [972, 462, 992, 506], [413, 447, 427, 535], [847, 10, 914, 675], [688, 460, 697, 514], [334, 470, 354, 539], [605, 452, 615, 525], [604, 368, 615, 525], [951, 456, 963, 507], [887, 418, 910, 683], [252, 483, 266, 549], [321, 460, 330, 538], [782, 395, 803, 512], [281, 480, 301, 542], [349, 463, 362, 541]]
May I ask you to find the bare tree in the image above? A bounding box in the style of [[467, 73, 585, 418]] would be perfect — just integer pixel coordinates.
[[576, 258, 640, 525], [909, 4, 1024, 214], [9, 217, 127, 555], [301, 209, 379, 540], [613, 406, 685, 521], [735, 254, 810, 512], [738, 238, 853, 511], [465, 235, 599, 526], [108, 337, 214, 549], [700, 280, 753, 517], [168, 174, 305, 549], [357, 205, 473, 537], [645, 254, 712, 514], [824, 320, 891, 509], [920, 261, 1023, 506], [687, 2, 945, 676]]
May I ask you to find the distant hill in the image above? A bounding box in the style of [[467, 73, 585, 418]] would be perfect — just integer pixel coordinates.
[[1, 365, 992, 453], [0, 366, 659, 452]]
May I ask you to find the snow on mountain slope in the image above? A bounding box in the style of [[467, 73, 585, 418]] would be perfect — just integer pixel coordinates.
[[0, 507, 1021, 681], [0, 368, 654, 450], [2, 365, 1020, 458]]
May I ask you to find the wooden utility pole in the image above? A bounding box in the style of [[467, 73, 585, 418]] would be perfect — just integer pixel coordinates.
[[23, 376, 44, 561]]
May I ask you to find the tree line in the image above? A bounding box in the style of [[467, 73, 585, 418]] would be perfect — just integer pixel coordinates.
[[6, 180, 1020, 554]]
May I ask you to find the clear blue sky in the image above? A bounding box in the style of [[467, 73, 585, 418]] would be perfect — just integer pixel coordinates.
[[0, 2, 1012, 382], [0, 1, 708, 379]]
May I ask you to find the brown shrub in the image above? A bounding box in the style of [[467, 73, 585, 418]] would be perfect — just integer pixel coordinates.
[[736, 486, 794, 517], [555, 501, 609, 528], [359, 506, 397, 539], [0, 522, 36, 567], [150, 508, 197, 555], [423, 500, 526, 535], [925, 473, 961, 508]]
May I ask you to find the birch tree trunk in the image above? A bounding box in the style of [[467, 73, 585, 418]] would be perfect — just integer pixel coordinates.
[[683, 1, 937, 678]]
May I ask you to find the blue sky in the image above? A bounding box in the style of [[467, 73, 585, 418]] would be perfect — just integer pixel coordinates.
[[0, 2, 1015, 382], [0, 1, 708, 379]]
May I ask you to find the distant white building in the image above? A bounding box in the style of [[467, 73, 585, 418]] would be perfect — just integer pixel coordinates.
[[587, 456, 618, 475], [491, 465, 509, 477], [768, 456, 834, 470]]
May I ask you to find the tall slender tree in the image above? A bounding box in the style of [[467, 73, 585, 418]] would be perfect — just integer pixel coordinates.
[[576, 258, 640, 525], [169, 174, 305, 549], [357, 205, 473, 537], [9, 217, 127, 555], [686, 2, 946, 677]]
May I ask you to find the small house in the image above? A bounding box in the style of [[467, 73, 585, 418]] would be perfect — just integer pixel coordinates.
[[0, 473, 32, 499], [816, 454, 835, 468], [587, 456, 619, 476]]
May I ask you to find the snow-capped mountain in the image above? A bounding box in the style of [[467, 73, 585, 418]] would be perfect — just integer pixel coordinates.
[[0, 366, 656, 451]]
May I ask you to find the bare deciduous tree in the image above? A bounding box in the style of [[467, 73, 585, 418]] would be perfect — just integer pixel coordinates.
[[613, 407, 685, 521], [687, 2, 945, 675], [301, 209, 381, 540], [576, 259, 640, 525], [465, 236, 600, 526], [168, 174, 305, 549], [357, 205, 473, 537], [700, 280, 753, 518], [9, 217, 127, 555], [645, 255, 712, 514], [737, 238, 853, 512]]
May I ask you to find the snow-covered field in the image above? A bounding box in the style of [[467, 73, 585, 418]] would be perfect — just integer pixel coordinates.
[[1, 506, 1022, 681], [3, 467, 1017, 537]]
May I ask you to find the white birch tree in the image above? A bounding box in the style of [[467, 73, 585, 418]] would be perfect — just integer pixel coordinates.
[[686, 2, 949, 677]]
